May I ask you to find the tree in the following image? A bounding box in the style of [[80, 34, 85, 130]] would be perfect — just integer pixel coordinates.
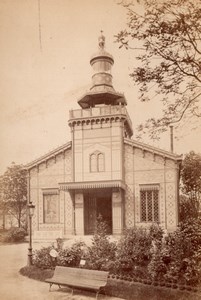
[[115, 0, 201, 139], [165, 217, 201, 285], [86, 216, 117, 271], [179, 194, 199, 222], [0, 163, 27, 228], [180, 151, 201, 219], [0, 176, 7, 229]]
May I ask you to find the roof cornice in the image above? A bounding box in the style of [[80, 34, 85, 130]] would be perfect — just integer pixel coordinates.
[[124, 138, 182, 161], [25, 141, 72, 170]]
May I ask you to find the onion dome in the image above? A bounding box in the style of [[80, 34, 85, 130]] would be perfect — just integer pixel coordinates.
[[78, 32, 127, 108]]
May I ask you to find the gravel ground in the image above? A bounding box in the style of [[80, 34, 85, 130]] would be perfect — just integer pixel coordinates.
[[0, 243, 124, 300]]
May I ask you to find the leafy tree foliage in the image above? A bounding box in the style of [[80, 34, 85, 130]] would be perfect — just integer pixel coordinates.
[[116, 0, 201, 139], [148, 217, 201, 285], [180, 151, 201, 219], [179, 194, 199, 222], [3, 227, 26, 243], [181, 151, 201, 196], [165, 218, 201, 285], [0, 163, 27, 228], [0, 176, 8, 229], [116, 224, 163, 276], [86, 215, 117, 271]]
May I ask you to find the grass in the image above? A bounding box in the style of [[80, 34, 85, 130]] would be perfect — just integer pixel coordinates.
[[19, 266, 201, 300]]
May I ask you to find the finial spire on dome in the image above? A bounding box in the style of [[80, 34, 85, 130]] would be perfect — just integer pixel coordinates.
[[98, 30, 105, 49]]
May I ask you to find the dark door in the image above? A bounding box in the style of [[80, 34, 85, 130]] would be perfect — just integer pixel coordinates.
[[84, 191, 112, 235], [84, 196, 96, 235], [97, 197, 112, 234]]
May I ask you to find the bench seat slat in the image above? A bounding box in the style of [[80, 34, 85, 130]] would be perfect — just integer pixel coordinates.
[[50, 275, 108, 282], [46, 278, 107, 288], [46, 277, 107, 284], [53, 268, 108, 280], [46, 276, 106, 283]]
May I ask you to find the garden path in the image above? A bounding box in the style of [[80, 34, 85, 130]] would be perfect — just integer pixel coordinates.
[[0, 243, 124, 300]]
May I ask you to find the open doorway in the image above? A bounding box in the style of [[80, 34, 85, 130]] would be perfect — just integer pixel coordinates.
[[84, 189, 112, 235]]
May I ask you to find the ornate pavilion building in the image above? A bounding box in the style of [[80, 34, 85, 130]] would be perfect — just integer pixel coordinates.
[[26, 34, 182, 241]]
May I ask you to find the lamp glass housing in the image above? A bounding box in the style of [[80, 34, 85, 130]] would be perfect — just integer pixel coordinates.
[[28, 203, 35, 217]]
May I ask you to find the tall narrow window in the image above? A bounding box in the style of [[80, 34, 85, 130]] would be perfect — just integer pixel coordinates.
[[98, 153, 104, 172], [43, 193, 59, 223], [90, 151, 105, 172], [140, 185, 159, 222], [90, 154, 97, 172]]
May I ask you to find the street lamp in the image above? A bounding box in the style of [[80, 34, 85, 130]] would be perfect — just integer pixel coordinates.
[[27, 202, 35, 266]]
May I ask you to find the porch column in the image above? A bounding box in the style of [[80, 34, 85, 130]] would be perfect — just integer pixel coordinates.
[[112, 189, 124, 235], [74, 192, 84, 235]]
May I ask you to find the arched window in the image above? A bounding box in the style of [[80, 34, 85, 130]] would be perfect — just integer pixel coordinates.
[[90, 154, 97, 172], [98, 153, 104, 172], [90, 151, 105, 172]]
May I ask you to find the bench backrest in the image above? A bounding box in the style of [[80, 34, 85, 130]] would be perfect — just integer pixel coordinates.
[[53, 266, 109, 283]]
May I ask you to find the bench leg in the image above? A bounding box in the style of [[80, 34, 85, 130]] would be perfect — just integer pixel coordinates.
[[101, 287, 106, 296], [49, 283, 53, 292], [96, 290, 100, 300], [71, 288, 74, 296]]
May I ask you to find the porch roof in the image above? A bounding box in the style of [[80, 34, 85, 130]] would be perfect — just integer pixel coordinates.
[[59, 180, 126, 191]]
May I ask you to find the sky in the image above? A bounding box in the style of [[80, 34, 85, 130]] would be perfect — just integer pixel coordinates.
[[0, 0, 200, 175]]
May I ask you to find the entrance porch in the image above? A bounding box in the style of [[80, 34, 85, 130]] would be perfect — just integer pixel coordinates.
[[59, 180, 125, 236]]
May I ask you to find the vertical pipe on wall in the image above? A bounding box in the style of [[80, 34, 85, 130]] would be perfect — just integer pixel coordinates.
[[164, 163, 167, 230], [170, 125, 174, 153], [133, 146, 136, 228]]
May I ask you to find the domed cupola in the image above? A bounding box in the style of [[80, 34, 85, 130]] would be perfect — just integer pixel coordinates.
[[77, 32, 127, 109]]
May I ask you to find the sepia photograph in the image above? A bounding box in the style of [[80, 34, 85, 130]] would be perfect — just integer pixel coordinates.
[[0, 0, 200, 299]]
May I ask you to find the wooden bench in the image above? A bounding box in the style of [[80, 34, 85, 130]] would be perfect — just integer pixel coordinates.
[[45, 266, 109, 299]]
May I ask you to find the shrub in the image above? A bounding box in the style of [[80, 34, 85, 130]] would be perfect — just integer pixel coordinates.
[[33, 240, 86, 269], [33, 246, 53, 269], [86, 216, 117, 271], [115, 227, 152, 273], [148, 218, 201, 285], [147, 224, 167, 281], [164, 217, 201, 285], [149, 223, 164, 242], [148, 243, 168, 281], [57, 241, 86, 267], [3, 227, 26, 242]]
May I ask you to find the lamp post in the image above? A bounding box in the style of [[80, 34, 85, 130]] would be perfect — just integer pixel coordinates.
[[27, 202, 35, 266]]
